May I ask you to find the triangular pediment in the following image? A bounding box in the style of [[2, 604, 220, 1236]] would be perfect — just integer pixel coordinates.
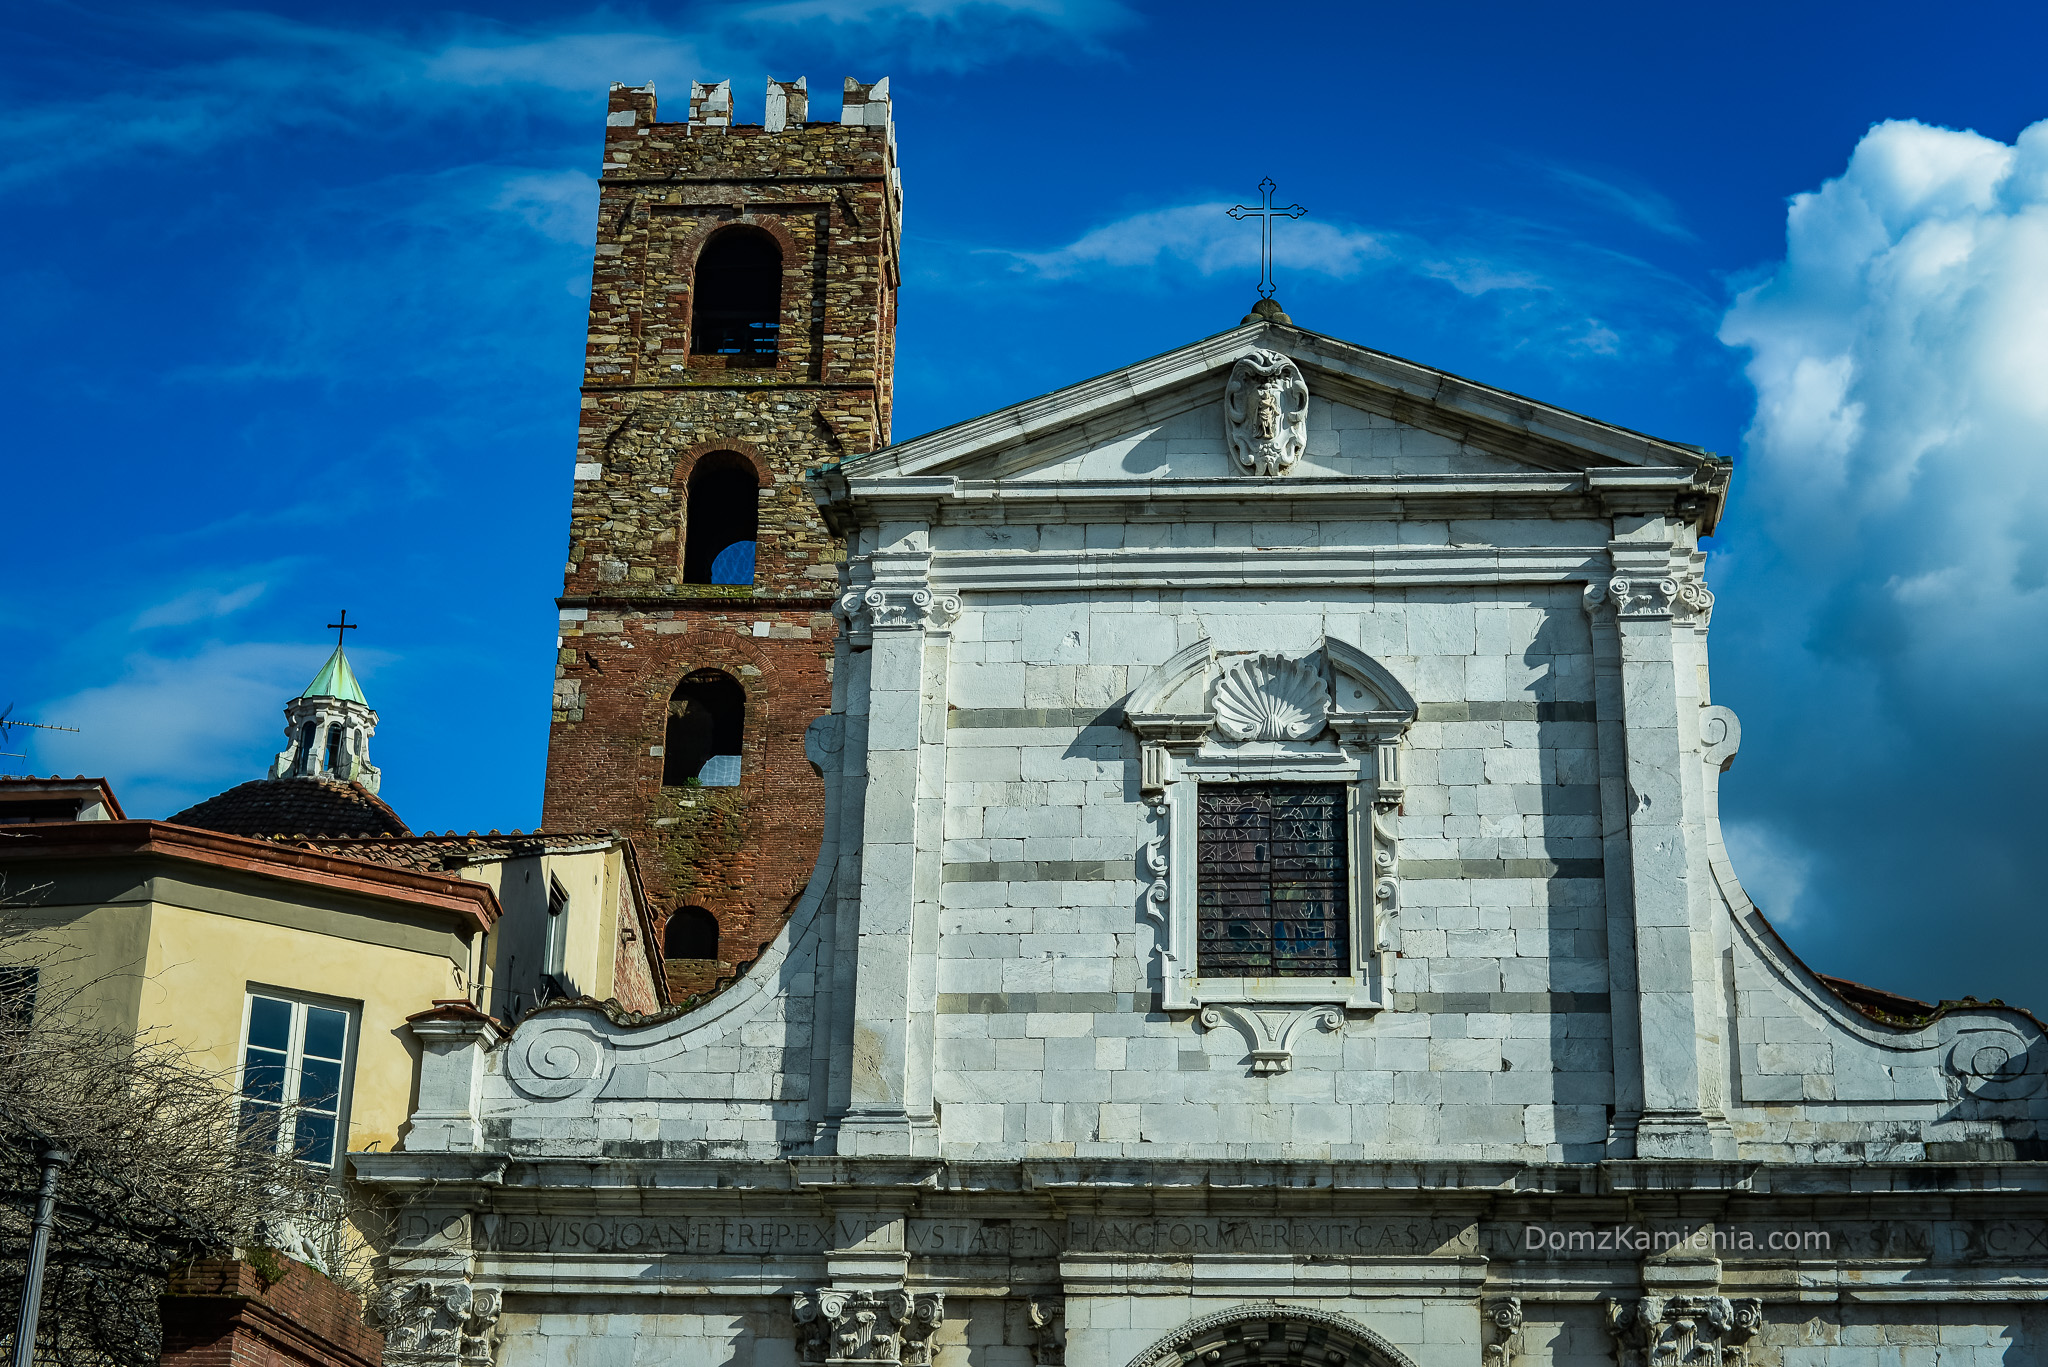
[[841, 321, 1724, 498]]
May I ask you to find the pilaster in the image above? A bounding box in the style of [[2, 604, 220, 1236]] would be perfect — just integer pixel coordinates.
[[1592, 518, 1732, 1160], [829, 551, 956, 1157]]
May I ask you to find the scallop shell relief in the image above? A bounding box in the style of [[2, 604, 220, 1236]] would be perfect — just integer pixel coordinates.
[[1212, 653, 1331, 742]]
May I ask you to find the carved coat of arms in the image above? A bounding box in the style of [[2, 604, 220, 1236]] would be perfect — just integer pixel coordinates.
[[1224, 348, 1310, 476]]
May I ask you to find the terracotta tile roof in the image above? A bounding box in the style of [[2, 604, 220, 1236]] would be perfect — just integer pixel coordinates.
[[271, 830, 618, 873], [168, 777, 410, 839]]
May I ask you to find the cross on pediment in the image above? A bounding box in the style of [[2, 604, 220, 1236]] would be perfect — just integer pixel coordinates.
[[1227, 177, 1306, 301]]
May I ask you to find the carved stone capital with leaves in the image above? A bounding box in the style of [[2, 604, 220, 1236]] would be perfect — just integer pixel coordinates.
[[371, 1279, 502, 1367], [1027, 1297, 1066, 1367], [1603, 1295, 1762, 1367], [1481, 1295, 1522, 1366], [794, 1288, 946, 1365]]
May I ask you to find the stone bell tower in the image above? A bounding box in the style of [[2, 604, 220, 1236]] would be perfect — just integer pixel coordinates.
[[543, 76, 901, 996]]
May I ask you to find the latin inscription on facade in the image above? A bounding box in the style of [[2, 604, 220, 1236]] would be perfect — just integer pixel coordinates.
[[1067, 1218, 1478, 1257]]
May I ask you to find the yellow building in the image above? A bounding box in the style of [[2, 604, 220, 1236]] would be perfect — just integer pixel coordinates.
[[0, 646, 665, 1171]]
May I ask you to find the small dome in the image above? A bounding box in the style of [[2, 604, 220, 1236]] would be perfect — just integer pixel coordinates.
[[168, 777, 410, 839]]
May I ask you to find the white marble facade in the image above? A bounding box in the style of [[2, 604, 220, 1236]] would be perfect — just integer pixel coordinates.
[[357, 326, 2048, 1367]]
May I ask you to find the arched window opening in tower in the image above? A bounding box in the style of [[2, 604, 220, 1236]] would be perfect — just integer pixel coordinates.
[[664, 906, 721, 961], [663, 669, 746, 787], [691, 227, 781, 366], [683, 452, 759, 585]]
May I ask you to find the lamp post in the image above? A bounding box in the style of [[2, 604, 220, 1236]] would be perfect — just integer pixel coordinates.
[[10, 1146, 69, 1367]]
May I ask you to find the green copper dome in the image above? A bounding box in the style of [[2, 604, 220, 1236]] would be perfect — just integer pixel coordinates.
[[301, 646, 368, 705]]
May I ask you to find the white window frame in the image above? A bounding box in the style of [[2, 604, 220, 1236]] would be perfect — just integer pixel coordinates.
[[544, 874, 572, 989], [235, 985, 361, 1174], [1128, 637, 1415, 1015]]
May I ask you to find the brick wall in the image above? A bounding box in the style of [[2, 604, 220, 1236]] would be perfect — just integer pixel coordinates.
[[543, 78, 898, 967], [159, 1256, 382, 1367]]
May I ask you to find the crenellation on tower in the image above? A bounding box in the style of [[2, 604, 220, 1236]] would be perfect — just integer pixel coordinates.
[[763, 77, 808, 133], [687, 80, 733, 127], [545, 74, 900, 998]]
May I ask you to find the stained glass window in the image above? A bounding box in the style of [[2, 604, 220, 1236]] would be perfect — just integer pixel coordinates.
[[1195, 783, 1350, 977]]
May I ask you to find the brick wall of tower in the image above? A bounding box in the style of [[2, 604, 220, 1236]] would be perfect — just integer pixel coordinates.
[[542, 79, 899, 978]]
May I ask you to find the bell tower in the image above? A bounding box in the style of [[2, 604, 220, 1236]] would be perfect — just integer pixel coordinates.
[[543, 76, 901, 997]]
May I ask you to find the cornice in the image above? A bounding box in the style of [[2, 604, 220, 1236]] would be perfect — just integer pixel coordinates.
[[346, 1154, 2048, 1198], [825, 469, 1721, 534], [0, 820, 500, 932]]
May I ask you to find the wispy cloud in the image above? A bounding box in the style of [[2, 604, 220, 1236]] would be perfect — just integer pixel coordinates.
[[1540, 163, 1697, 241], [133, 582, 268, 630], [0, 2, 1135, 191], [1721, 820, 1815, 926], [26, 642, 341, 815], [980, 201, 1712, 364], [1009, 204, 1391, 279]]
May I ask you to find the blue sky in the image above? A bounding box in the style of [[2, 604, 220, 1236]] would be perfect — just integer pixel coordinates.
[[7, 1, 2048, 1006]]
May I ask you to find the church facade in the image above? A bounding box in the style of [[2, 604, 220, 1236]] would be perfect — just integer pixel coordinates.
[[355, 79, 2048, 1367]]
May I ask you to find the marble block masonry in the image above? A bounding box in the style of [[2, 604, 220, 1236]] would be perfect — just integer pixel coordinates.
[[355, 78, 2048, 1367]]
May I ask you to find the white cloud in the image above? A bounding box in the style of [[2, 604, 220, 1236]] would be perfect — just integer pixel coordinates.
[[494, 170, 600, 245], [1010, 204, 1391, 280], [988, 203, 1706, 364], [133, 582, 267, 630], [24, 643, 343, 817], [1710, 117, 2048, 1002], [1720, 118, 2048, 695], [1721, 820, 1815, 927]]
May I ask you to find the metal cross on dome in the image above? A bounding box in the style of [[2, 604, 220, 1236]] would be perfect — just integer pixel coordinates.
[[1227, 178, 1307, 301], [326, 609, 358, 650]]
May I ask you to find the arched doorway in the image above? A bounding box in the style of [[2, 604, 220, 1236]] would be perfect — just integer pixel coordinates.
[[1126, 1305, 1420, 1367]]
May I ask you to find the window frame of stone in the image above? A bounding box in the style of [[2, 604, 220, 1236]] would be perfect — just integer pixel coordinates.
[[235, 985, 360, 1177], [1127, 637, 1415, 1014]]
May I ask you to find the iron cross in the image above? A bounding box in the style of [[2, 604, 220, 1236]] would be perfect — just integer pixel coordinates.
[[1227, 178, 1307, 300], [326, 610, 358, 650]]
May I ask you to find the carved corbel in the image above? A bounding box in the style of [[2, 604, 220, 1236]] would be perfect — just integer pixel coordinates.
[[1371, 801, 1400, 952], [1481, 1296, 1522, 1366], [1027, 1298, 1065, 1367], [1142, 819, 1169, 925], [1699, 704, 1740, 773], [1198, 1002, 1343, 1075]]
